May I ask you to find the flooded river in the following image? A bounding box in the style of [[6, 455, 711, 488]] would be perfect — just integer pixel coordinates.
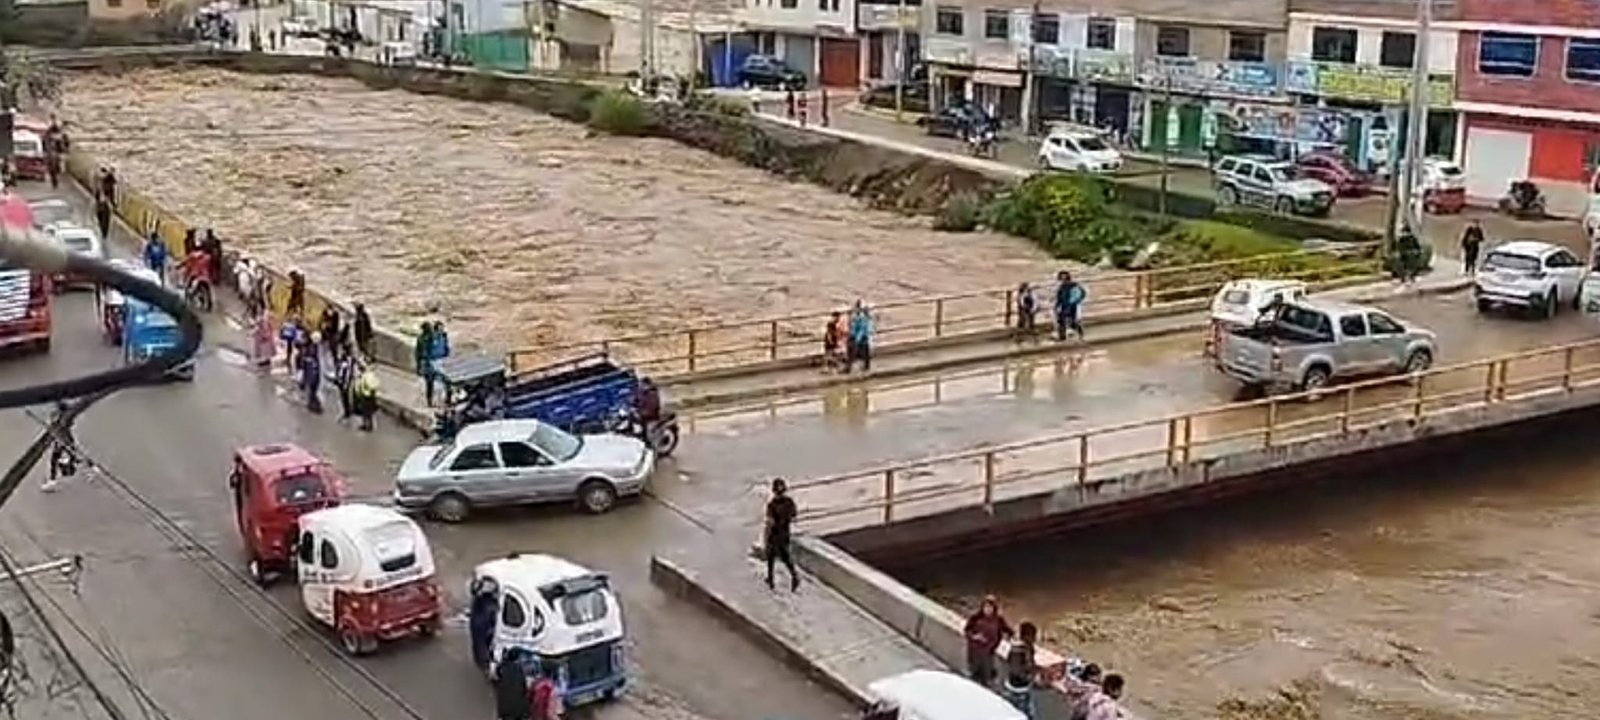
[[896, 428, 1600, 720], [58, 69, 1060, 352]]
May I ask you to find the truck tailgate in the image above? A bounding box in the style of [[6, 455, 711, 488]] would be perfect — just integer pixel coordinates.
[[1215, 333, 1276, 381]]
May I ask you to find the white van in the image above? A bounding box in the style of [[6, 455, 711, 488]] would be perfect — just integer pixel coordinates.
[[866, 669, 1025, 720], [1205, 278, 1309, 355], [1037, 126, 1124, 174]]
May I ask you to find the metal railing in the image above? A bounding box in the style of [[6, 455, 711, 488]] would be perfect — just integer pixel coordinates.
[[505, 245, 1381, 376], [789, 337, 1600, 532]]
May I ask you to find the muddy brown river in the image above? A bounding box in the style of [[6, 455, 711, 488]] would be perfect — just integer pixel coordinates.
[[57, 69, 1062, 352], [896, 431, 1600, 720]]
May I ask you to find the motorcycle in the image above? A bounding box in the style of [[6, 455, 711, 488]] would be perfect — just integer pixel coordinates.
[[185, 275, 214, 312], [1497, 179, 1547, 219], [966, 127, 998, 158]]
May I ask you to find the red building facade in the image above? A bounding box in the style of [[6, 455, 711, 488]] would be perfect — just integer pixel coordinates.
[[1452, 0, 1600, 215]]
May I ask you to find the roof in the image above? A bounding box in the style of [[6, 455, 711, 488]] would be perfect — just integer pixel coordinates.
[[1490, 240, 1564, 257], [1223, 278, 1307, 292], [475, 553, 595, 590], [867, 670, 1024, 720], [237, 443, 326, 474], [304, 503, 408, 533], [455, 418, 545, 446], [435, 352, 506, 384]]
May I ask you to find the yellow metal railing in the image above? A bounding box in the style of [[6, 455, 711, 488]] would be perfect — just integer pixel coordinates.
[[505, 245, 1381, 376], [789, 337, 1600, 531]]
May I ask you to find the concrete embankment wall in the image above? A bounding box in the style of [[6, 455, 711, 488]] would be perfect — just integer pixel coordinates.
[[829, 383, 1600, 565]]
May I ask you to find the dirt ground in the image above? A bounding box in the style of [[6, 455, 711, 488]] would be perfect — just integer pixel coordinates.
[[58, 68, 1064, 353]]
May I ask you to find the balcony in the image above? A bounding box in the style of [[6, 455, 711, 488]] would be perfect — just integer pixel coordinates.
[[1137, 56, 1282, 99], [1285, 60, 1454, 105]]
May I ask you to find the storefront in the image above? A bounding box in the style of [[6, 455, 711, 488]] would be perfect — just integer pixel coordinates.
[[1137, 58, 1281, 159], [1074, 49, 1138, 141], [972, 69, 1024, 123], [1461, 112, 1600, 216]]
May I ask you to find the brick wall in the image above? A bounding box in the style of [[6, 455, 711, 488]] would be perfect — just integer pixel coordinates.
[[1458, 0, 1599, 26], [1456, 31, 1600, 115]]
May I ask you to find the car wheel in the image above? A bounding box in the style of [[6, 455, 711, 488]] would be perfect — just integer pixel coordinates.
[[1573, 289, 1583, 311], [1404, 349, 1433, 374], [578, 479, 618, 514], [1300, 365, 1331, 395], [1543, 289, 1558, 319], [428, 492, 471, 523], [1274, 196, 1295, 214], [339, 627, 374, 657], [1218, 186, 1238, 205], [653, 424, 680, 457], [247, 558, 272, 587]]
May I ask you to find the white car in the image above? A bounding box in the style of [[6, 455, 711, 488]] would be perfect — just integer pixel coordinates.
[[27, 199, 75, 231], [1474, 240, 1587, 318], [1037, 127, 1123, 174], [393, 419, 654, 522]]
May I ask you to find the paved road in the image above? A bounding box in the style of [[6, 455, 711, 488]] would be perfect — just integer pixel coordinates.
[[1, 180, 854, 720]]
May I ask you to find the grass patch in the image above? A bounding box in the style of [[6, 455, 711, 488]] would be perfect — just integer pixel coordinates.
[[586, 90, 652, 136]]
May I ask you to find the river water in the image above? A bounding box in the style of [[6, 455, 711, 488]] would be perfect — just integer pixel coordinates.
[[57, 69, 1062, 354], [896, 429, 1600, 720]]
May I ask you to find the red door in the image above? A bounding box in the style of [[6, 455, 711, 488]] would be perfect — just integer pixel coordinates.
[[819, 38, 860, 88]]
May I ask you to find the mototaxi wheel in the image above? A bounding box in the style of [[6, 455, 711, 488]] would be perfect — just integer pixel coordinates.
[[652, 423, 680, 457]]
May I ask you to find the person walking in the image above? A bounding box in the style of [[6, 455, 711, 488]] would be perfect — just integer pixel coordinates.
[[763, 478, 800, 592], [301, 333, 324, 414], [286, 269, 307, 318], [320, 306, 343, 363], [1460, 219, 1484, 274], [143, 232, 168, 285], [93, 193, 112, 239], [98, 166, 118, 205], [822, 311, 844, 373], [846, 301, 874, 374], [251, 311, 276, 369], [1016, 282, 1039, 338], [353, 302, 375, 360], [352, 362, 380, 431], [528, 665, 563, 720], [1054, 271, 1086, 341], [493, 652, 532, 720], [964, 596, 1013, 687], [202, 228, 223, 282], [415, 322, 438, 406], [1002, 622, 1042, 719]]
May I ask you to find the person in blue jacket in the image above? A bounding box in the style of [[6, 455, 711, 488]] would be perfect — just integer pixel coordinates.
[[142, 232, 168, 285], [845, 301, 874, 374], [1054, 270, 1086, 341]]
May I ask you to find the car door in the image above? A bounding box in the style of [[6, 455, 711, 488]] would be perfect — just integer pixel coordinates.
[[1298, 156, 1330, 185], [492, 584, 535, 667], [447, 443, 507, 506], [1249, 164, 1277, 209], [497, 441, 561, 503], [297, 529, 337, 627], [1335, 313, 1378, 376], [1547, 249, 1585, 302], [1364, 312, 1409, 371]]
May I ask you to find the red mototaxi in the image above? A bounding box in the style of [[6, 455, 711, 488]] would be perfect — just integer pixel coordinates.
[[229, 443, 347, 585], [9, 117, 53, 182]]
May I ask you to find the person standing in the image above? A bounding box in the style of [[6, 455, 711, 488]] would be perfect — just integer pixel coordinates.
[[1016, 283, 1039, 338], [1084, 674, 1127, 720], [286, 269, 307, 318], [1460, 219, 1484, 274], [43, 120, 65, 189], [251, 311, 276, 369], [301, 333, 324, 414], [763, 478, 800, 592], [202, 228, 223, 282], [352, 363, 380, 431], [822, 312, 843, 373], [1054, 271, 1086, 341], [528, 665, 562, 720], [334, 350, 357, 421], [320, 306, 343, 364], [846, 301, 873, 374], [142, 232, 168, 285], [93, 193, 112, 240], [1002, 622, 1042, 719], [415, 322, 438, 406], [182, 228, 200, 258], [353, 302, 375, 360], [493, 653, 532, 720], [98, 166, 117, 205], [963, 596, 1013, 687]]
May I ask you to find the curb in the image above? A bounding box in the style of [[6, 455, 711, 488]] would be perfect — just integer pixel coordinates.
[[648, 554, 873, 709]]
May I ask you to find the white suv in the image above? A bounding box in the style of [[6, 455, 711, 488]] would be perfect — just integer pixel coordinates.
[[1212, 155, 1336, 217], [1474, 240, 1587, 318]]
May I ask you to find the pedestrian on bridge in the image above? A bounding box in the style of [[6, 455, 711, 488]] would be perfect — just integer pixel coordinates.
[[352, 363, 380, 431], [1460, 219, 1484, 274], [1002, 622, 1041, 719], [415, 322, 438, 406], [1016, 283, 1039, 338], [334, 351, 357, 421], [845, 301, 873, 374], [1054, 271, 1086, 341], [300, 334, 325, 414]]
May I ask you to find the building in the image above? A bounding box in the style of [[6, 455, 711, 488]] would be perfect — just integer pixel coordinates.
[[88, 0, 163, 21], [448, 0, 532, 70], [527, 0, 739, 78], [856, 0, 920, 85], [1452, 0, 1600, 215], [1281, 0, 1461, 174], [736, 0, 863, 86]]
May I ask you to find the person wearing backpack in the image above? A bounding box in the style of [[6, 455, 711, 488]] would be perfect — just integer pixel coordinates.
[[1002, 622, 1042, 719]]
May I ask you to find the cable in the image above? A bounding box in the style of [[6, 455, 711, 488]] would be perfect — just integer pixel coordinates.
[[0, 547, 128, 720]]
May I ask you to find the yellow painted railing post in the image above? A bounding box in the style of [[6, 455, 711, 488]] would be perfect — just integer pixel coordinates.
[[982, 452, 996, 511], [1003, 289, 1015, 330], [768, 321, 780, 361], [882, 469, 897, 524], [1264, 400, 1279, 447], [1563, 346, 1575, 391], [934, 298, 946, 338], [687, 330, 699, 373], [1483, 363, 1497, 403], [1076, 435, 1089, 487], [1495, 360, 1509, 401], [1180, 416, 1193, 463], [1133, 274, 1147, 310], [1340, 387, 1354, 433], [1412, 374, 1426, 421], [1165, 417, 1180, 467]]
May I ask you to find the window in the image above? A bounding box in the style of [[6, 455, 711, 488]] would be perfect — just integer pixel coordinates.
[[530, 424, 582, 462], [1339, 315, 1368, 337], [1549, 250, 1581, 267], [1156, 26, 1189, 57], [780, 0, 796, 9], [298, 532, 314, 564], [273, 471, 330, 504], [105, 0, 121, 7], [450, 444, 500, 471], [984, 9, 1009, 40], [144, 0, 159, 8], [559, 589, 611, 625], [499, 442, 549, 468], [1032, 13, 1059, 45], [500, 594, 527, 627], [1311, 27, 1358, 63], [1228, 31, 1265, 62], [935, 6, 963, 36], [1479, 32, 1539, 77], [1252, 166, 1273, 184], [1086, 17, 1115, 50], [1567, 38, 1600, 83], [1483, 252, 1539, 273], [1379, 31, 1416, 69], [1366, 313, 1403, 335], [318, 539, 339, 569]]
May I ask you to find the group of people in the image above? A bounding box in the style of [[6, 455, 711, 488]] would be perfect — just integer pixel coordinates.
[[1015, 271, 1088, 341], [276, 302, 382, 429], [964, 598, 1128, 720], [822, 300, 876, 374]]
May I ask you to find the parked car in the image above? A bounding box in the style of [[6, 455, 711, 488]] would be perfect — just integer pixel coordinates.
[[917, 104, 990, 138], [280, 16, 321, 38], [1213, 299, 1436, 394], [27, 198, 75, 231], [1295, 151, 1372, 197], [393, 419, 654, 522], [1037, 126, 1123, 173], [1473, 240, 1587, 318], [737, 55, 806, 91], [1213, 155, 1336, 217], [1418, 158, 1466, 214]]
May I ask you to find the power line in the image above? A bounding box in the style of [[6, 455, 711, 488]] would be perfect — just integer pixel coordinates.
[[0, 546, 129, 720]]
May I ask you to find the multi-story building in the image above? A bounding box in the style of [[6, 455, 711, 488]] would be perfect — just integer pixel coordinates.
[[737, 0, 863, 86], [1282, 0, 1460, 174], [1452, 0, 1600, 215], [856, 0, 921, 85]]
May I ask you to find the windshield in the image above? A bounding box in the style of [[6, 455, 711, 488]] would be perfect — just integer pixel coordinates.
[[274, 471, 331, 504], [1221, 290, 1251, 306], [530, 423, 582, 462], [31, 204, 71, 226], [428, 444, 454, 469], [61, 235, 94, 254], [1268, 166, 1300, 183], [13, 137, 41, 155], [541, 576, 612, 625], [1483, 252, 1540, 273], [1075, 136, 1109, 151]]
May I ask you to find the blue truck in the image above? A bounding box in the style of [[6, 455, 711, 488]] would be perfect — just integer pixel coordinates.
[[122, 292, 195, 382], [432, 353, 678, 456]]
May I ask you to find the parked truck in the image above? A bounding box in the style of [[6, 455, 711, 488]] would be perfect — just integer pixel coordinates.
[[1213, 299, 1436, 395]]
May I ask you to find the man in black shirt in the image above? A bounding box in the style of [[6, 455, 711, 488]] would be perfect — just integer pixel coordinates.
[[764, 478, 800, 592]]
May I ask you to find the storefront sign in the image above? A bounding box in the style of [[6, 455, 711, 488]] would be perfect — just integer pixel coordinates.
[[1138, 58, 1281, 98], [1074, 49, 1133, 84], [856, 4, 918, 30], [1285, 62, 1454, 106], [1028, 45, 1072, 79], [925, 37, 973, 67]]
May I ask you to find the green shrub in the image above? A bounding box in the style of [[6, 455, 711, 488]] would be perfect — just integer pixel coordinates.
[[1210, 209, 1379, 244], [935, 193, 983, 232], [1109, 182, 1217, 219], [983, 174, 1146, 264], [1147, 219, 1379, 301], [685, 92, 753, 118], [587, 90, 651, 136]]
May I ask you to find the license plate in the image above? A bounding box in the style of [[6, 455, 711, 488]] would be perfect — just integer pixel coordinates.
[[567, 689, 601, 706]]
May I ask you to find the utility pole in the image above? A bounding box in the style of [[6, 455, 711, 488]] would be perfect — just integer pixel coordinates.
[[1022, 0, 1041, 135], [1158, 74, 1172, 217], [688, 0, 699, 85], [639, 0, 652, 83], [1391, 0, 1432, 251], [893, 0, 907, 121]]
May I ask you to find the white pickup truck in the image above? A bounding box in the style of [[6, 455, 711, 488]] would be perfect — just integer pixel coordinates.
[[1214, 299, 1437, 394]]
